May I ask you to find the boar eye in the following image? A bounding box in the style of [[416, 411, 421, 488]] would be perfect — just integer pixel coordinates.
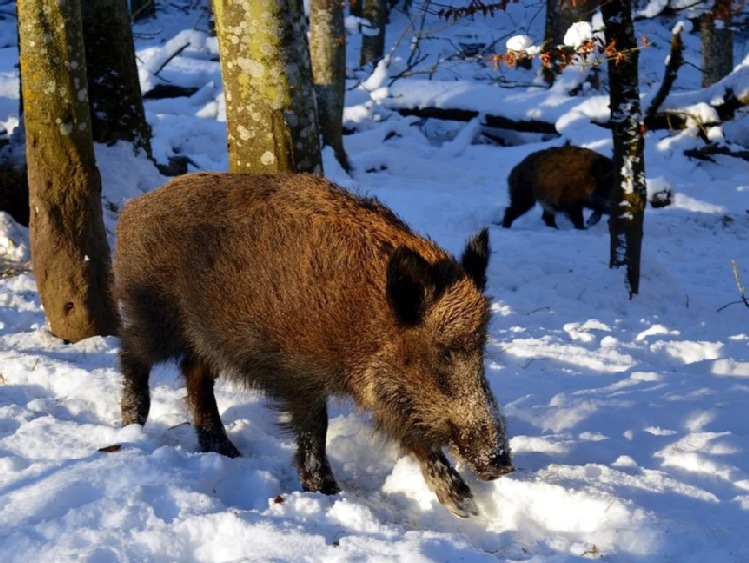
[[438, 347, 454, 365]]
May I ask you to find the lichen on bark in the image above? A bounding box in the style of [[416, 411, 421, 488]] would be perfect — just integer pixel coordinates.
[[214, 0, 322, 174]]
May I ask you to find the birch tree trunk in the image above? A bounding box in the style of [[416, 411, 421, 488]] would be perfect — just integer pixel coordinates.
[[213, 0, 322, 174], [600, 0, 646, 296], [81, 0, 152, 157], [18, 0, 117, 341], [310, 0, 351, 171]]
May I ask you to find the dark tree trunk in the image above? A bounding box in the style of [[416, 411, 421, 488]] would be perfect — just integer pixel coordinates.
[[18, 0, 118, 341], [701, 0, 733, 87], [310, 0, 351, 172], [543, 0, 598, 84], [360, 0, 387, 68], [81, 0, 152, 157], [129, 0, 154, 21], [213, 0, 322, 174], [600, 0, 646, 296]]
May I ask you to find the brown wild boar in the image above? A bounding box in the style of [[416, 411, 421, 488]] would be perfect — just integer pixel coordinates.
[[115, 173, 513, 518], [502, 145, 613, 229]]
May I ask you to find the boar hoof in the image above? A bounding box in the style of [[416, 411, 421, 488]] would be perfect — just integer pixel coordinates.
[[444, 492, 479, 519], [197, 431, 241, 459], [300, 473, 341, 495]]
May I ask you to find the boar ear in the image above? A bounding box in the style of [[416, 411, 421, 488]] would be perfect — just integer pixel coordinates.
[[387, 247, 432, 325], [461, 228, 490, 292]]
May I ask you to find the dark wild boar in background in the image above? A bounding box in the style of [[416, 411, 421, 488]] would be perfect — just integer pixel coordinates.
[[501, 145, 613, 230], [115, 173, 513, 518]]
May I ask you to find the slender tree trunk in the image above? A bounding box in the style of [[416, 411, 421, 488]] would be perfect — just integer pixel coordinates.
[[600, 0, 646, 296], [81, 0, 152, 157], [350, 0, 363, 18], [310, 0, 351, 172], [360, 0, 387, 67], [213, 0, 322, 174], [18, 0, 117, 341], [701, 0, 733, 87]]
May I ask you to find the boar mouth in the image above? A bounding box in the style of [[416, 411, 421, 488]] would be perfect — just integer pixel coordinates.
[[477, 464, 514, 481], [472, 449, 514, 481]]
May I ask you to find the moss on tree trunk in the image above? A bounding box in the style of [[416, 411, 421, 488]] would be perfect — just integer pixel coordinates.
[[81, 0, 152, 157], [601, 1, 646, 296], [213, 0, 322, 174], [19, 0, 117, 341]]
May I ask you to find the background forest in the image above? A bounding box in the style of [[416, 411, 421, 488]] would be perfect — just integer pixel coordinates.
[[1, 0, 749, 561]]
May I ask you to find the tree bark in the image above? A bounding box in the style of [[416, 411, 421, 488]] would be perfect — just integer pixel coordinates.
[[18, 0, 117, 341], [543, 0, 598, 84], [129, 0, 154, 21], [81, 0, 152, 157], [360, 0, 387, 68], [600, 0, 647, 296], [310, 0, 351, 172], [213, 0, 322, 174], [701, 0, 733, 88]]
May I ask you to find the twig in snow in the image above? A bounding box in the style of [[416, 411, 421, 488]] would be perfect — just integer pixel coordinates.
[[717, 260, 749, 311]]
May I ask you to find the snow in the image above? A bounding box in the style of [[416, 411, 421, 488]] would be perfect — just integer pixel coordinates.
[[1, 1, 749, 561], [563, 22, 593, 50]]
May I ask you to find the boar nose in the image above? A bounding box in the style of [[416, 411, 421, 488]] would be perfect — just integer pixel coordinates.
[[477, 451, 514, 481]]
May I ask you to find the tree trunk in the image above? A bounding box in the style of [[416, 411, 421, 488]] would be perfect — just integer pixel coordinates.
[[81, 0, 152, 157], [129, 0, 154, 21], [701, 0, 733, 87], [213, 0, 322, 174], [18, 0, 117, 341], [310, 0, 351, 172], [600, 1, 646, 296], [360, 0, 387, 68], [543, 0, 598, 83]]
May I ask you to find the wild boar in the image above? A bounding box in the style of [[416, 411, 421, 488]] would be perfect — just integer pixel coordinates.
[[114, 173, 513, 518], [501, 145, 613, 229]]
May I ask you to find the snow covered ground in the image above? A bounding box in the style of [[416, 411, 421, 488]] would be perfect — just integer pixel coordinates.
[[1, 2, 749, 561]]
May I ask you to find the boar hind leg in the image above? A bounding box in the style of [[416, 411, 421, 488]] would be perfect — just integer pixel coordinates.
[[290, 400, 340, 495], [182, 355, 240, 458], [121, 350, 152, 427], [410, 446, 478, 518], [541, 209, 560, 229], [502, 200, 534, 228], [567, 205, 586, 230]]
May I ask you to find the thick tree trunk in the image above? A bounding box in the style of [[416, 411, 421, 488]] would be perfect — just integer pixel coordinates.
[[310, 0, 351, 172], [600, 1, 646, 296], [360, 0, 387, 68], [129, 0, 154, 21], [543, 0, 598, 83], [81, 0, 152, 157], [18, 0, 117, 341], [213, 0, 322, 174], [701, 0, 733, 88]]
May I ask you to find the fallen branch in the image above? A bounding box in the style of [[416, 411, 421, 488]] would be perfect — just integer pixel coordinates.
[[684, 144, 749, 163], [718, 260, 749, 312], [393, 106, 559, 135]]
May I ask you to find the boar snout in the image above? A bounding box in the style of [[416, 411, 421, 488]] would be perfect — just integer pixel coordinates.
[[475, 450, 514, 481]]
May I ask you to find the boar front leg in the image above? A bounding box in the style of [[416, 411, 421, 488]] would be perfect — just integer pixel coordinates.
[[182, 355, 241, 458], [409, 445, 478, 518], [290, 400, 340, 495]]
